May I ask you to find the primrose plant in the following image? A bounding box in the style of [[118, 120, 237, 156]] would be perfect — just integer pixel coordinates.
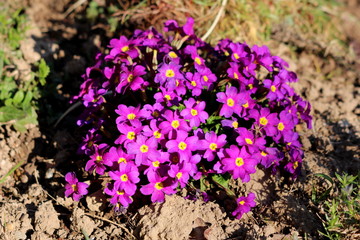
[[65, 18, 312, 219]]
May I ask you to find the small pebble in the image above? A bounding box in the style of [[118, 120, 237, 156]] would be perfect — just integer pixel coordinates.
[[20, 174, 28, 183]]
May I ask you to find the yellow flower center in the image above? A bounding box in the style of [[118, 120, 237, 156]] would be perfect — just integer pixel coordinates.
[[271, 85, 276, 92], [117, 190, 125, 195], [293, 161, 299, 169], [165, 69, 175, 78], [127, 113, 136, 120], [120, 174, 128, 182], [168, 51, 178, 58], [278, 122, 285, 131], [71, 184, 78, 192], [245, 138, 253, 145], [235, 157, 244, 167], [239, 200, 245, 205], [234, 72, 239, 79], [154, 130, 162, 139], [227, 98, 235, 107], [118, 157, 127, 164], [191, 109, 198, 116], [224, 51, 229, 56], [140, 144, 149, 153], [248, 84, 253, 89], [287, 142, 292, 146], [127, 74, 134, 82], [121, 45, 129, 52], [176, 172, 183, 179], [164, 94, 171, 101], [155, 182, 164, 190], [203, 75, 209, 82], [96, 155, 102, 163], [152, 161, 160, 168], [242, 102, 249, 108], [233, 53, 240, 59], [176, 79, 180, 87], [259, 117, 268, 126], [178, 141, 187, 150], [171, 120, 180, 129], [209, 143, 218, 151], [260, 151, 268, 157], [232, 121, 239, 129], [191, 80, 197, 86], [194, 57, 202, 65], [127, 131, 136, 140]]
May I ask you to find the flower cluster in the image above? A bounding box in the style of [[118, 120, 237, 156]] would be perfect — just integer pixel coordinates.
[[67, 18, 312, 218]]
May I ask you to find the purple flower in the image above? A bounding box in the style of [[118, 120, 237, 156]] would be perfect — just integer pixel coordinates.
[[284, 149, 303, 177], [249, 108, 278, 136], [216, 86, 241, 117], [221, 118, 240, 129], [196, 67, 217, 88], [154, 87, 180, 106], [229, 42, 252, 67], [108, 36, 139, 59], [221, 145, 258, 182], [273, 110, 296, 142], [109, 162, 140, 195], [104, 183, 133, 208], [254, 147, 282, 168], [116, 64, 147, 93], [201, 131, 227, 161], [155, 62, 183, 89], [185, 72, 203, 96], [283, 131, 302, 149], [142, 119, 164, 143], [103, 146, 134, 166], [232, 192, 256, 219], [142, 103, 164, 120], [227, 62, 243, 81], [115, 104, 146, 126], [185, 46, 206, 70], [235, 127, 266, 153], [158, 110, 190, 137], [82, 88, 106, 108], [165, 131, 199, 162], [164, 17, 195, 36], [168, 162, 191, 188], [85, 144, 111, 175], [263, 76, 286, 101], [78, 128, 101, 155], [140, 171, 176, 202], [252, 45, 273, 71], [126, 135, 160, 166], [115, 122, 142, 145], [180, 98, 208, 127], [64, 172, 89, 201], [143, 151, 169, 175]]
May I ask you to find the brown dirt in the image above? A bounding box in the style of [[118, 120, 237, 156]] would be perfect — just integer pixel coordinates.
[[0, 0, 359, 239]]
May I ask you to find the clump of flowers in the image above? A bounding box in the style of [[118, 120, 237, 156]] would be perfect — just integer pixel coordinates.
[[67, 18, 312, 219]]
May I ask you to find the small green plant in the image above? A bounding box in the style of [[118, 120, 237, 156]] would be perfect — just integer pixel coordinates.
[[0, 6, 50, 132], [313, 172, 360, 239]]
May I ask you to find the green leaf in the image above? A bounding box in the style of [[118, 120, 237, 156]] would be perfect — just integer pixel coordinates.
[[212, 174, 230, 189], [37, 59, 50, 86], [21, 91, 33, 109], [199, 176, 208, 192], [13, 90, 24, 105], [0, 106, 25, 122]]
